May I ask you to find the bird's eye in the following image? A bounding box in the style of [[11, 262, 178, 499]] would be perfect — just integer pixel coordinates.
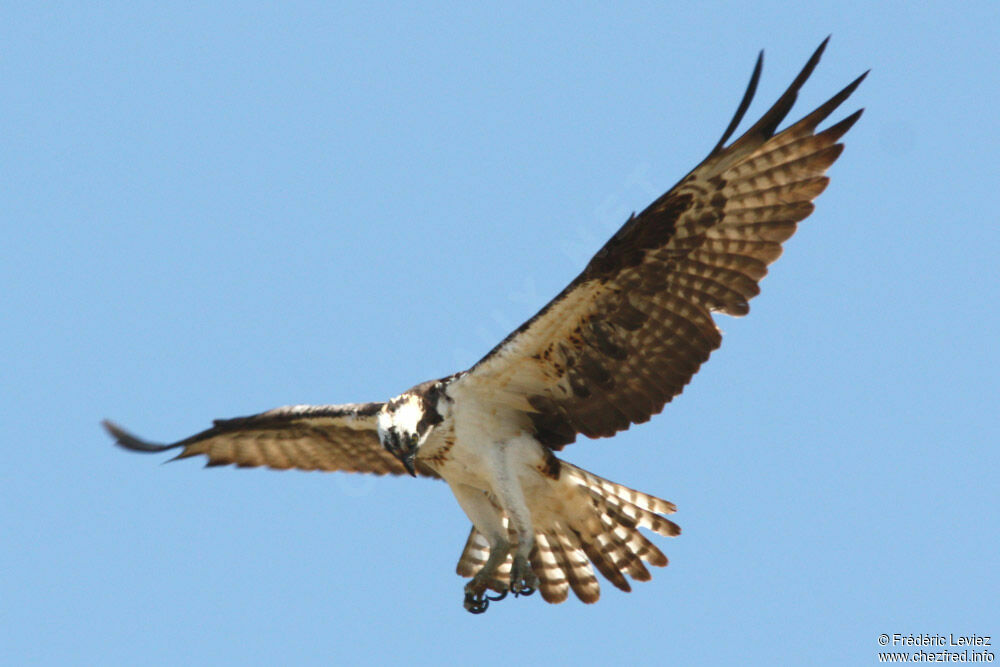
[[410, 433, 419, 446]]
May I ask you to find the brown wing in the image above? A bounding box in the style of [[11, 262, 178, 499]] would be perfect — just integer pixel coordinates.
[[454, 39, 866, 448], [104, 402, 439, 478]]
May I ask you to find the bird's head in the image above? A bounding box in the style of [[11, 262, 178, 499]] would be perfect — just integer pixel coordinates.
[[376, 392, 442, 477]]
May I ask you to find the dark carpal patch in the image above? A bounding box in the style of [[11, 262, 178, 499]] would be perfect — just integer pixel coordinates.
[[582, 193, 692, 281], [538, 447, 562, 480]]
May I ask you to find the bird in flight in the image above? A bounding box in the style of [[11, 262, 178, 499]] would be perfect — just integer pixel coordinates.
[[105, 39, 865, 614]]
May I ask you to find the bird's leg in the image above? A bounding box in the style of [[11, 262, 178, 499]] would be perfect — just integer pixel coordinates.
[[490, 438, 539, 597], [463, 537, 510, 614], [493, 439, 538, 597], [450, 483, 516, 613], [493, 489, 537, 597]]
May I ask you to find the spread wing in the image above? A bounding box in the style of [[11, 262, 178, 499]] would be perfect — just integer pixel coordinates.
[[104, 403, 439, 478], [453, 39, 866, 449]]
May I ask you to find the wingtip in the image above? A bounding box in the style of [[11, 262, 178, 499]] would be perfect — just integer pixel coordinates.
[[817, 35, 832, 56], [709, 47, 765, 157], [102, 419, 175, 453], [847, 69, 870, 93], [101, 418, 125, 440]]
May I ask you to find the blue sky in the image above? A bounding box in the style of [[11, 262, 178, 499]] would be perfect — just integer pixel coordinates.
[[3, 2, 998, 665]]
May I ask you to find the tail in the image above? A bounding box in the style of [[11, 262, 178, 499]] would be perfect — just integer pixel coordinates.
[[455, 462, 680, 604]]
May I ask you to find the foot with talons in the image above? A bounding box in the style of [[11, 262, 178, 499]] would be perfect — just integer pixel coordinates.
[[509, 555, 538, 598], [463, 590, 490, 614], [463, 574, 509, 614]]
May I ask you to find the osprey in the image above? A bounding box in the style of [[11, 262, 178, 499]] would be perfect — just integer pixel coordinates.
[[104, 39, 865, 614]]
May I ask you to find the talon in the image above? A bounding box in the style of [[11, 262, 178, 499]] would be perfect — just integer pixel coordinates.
[[485, 589, 508, 602], [510, 581, 536, 597], [515, 585, 535, 598]]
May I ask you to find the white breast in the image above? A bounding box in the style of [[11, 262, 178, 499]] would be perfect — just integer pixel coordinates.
[[437, 381, 546, 491]]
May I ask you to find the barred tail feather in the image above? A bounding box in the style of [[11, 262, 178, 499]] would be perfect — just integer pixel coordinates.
[[566, 464, 681, 539], [455, 527, 489, 577], [554, 528, 602, 603], [531, 532, 570, 603], [565, 465, 679, 519]]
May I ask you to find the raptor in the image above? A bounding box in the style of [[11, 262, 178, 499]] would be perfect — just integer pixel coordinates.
[[105, 39, 865, 614]]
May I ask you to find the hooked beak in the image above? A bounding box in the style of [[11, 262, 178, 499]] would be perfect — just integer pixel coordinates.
[[383, 428, 419, 477], [401, 452, 417, 478]]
